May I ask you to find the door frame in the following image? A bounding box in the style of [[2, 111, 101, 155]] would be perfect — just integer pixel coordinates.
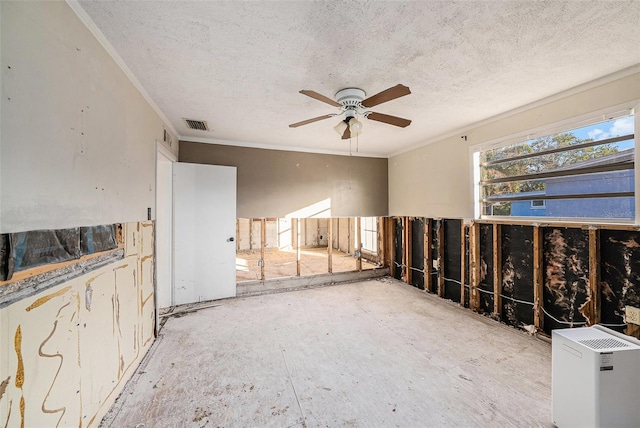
[[155, 141, 177, 331]]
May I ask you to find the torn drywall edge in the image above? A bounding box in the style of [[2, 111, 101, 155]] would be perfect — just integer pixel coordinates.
[[0, 249, 124, 309]]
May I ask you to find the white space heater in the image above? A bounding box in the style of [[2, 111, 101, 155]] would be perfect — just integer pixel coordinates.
[[552, 325, 640, 427]]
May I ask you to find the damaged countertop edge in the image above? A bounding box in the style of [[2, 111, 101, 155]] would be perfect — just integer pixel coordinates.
[[0, 249, 125, 309]]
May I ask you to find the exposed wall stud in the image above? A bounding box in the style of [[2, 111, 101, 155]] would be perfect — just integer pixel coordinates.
[[437, 220, 445, 298], [470, 222, 480, 310], [328, 218, 333, 273], [260, 218, 266, 281], [424, 218, 432, 292], [460, 222, 467, 305], [296, 218, 301, 276], [388, 217, 396, 278], [533, 226, 544, 331], [405, 217, 412, 284], [588, 228, 601, 325], [493, 223, 502, 316], [377, 217, 385, 267], [249, 219, 254, 250], [356, 217, 363, 272]]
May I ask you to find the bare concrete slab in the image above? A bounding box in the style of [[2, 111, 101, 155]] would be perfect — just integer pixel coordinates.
[[101, 278, 552, 427]]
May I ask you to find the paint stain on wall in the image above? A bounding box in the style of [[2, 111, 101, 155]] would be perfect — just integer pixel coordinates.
[[0, 376, 10, 401], [38, 320, 66, 427], [25, 286, 72, 312]]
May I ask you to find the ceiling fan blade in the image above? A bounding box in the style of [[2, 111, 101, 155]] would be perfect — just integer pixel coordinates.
[[299, 90, 342, 107], [367, 112, 412, 128], [289, 114, 334, 128], [361, 84, 411, 108], [341, 126, 351, 140]]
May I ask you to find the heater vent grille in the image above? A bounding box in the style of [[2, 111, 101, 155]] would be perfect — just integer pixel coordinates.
[[184, 119, 209, 131]]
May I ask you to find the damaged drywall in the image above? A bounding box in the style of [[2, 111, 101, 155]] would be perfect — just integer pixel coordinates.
[[0, 221, 154, 427]]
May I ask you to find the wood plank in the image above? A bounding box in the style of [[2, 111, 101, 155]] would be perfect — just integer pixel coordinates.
[[460, 222, 467, 306], [493, 224, 502, 316], [328, 218, 333, 274], [249, 218, 254, 250], [424, 218, 432, 293], [260, 218, 266, 281], [588, 228, 601, 325], [470, 223, 480, 310], [296, 218, 301, 277], [388, 218, 396, 278], [405, 217, 412, 284], [437, 220, 445, 298], [377, 217, 384, 268], [356, 217, 362, 272], [533, 226, 544, 331]]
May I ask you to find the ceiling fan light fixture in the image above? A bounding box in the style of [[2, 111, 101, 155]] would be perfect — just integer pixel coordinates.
[[334, 120, 348, 136], [349, 117, 363, 135]]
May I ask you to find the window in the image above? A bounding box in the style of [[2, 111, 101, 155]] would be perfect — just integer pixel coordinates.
[[477, 113, 635, 220], [360, 217, 377, 253]]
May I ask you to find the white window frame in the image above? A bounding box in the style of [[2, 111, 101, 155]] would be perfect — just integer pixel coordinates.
[[470, 101, 639, 225]]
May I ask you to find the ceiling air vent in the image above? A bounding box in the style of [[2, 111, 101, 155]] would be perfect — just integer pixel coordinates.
[[184, 118, 209, 131]]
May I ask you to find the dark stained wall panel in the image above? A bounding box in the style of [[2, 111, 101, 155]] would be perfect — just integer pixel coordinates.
[[501, 225, 534, 327], [443, 219, 462, 302], [411, 218, 425, 290], [542, 227, 590, 334], [600, 230, 640, 333], [478, 224, 494, 314]]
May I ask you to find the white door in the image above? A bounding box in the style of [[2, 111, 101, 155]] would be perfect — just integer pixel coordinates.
[[174, 162, 237, 304]]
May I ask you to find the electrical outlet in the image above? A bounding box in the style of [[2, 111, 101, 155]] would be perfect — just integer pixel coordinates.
[[625, 306, 640, 326]]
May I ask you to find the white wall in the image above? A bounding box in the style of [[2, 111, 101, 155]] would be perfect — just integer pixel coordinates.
[[0, 1, 177, 233], [389, 71, 640, 218]]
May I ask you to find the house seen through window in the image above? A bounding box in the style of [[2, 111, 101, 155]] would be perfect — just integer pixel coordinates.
[[478, 113, 635, 219]]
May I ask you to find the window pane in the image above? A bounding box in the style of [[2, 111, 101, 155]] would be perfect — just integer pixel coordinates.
[[479, 115, 635, 219]]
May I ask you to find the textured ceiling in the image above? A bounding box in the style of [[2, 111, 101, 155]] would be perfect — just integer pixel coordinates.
[[78, 0, 640, 157]]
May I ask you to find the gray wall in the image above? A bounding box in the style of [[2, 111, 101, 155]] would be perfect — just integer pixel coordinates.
[[179, 142, 388, 218]]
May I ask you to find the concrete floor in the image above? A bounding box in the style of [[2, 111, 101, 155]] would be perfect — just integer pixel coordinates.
[[236, 247, 378, 281], [101, 278, 552, 427]]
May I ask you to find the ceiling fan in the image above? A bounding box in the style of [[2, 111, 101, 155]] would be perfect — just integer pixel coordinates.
[[289, 84, 412, 139]]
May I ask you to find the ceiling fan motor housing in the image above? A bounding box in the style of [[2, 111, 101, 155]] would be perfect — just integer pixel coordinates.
[[335, 88, 366, 108]]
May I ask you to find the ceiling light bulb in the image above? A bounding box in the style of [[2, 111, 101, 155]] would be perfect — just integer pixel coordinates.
[[349, 118, 363, 135]]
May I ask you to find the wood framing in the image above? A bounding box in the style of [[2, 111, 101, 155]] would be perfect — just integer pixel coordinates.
[[493, 223, 502, 316], [356, 217, 362, 272], [236, 219, 240, 251], [328, 218, 333, 273], [405, 217, 412, 284], [377, 217, 385, 268], [532, 226, 544, 331], [249, 219, 254, 250], [296, 218, 301, 276], [460, 222, 467, 305], [387, 217, 396, 278], [588, 228, 601, 325], [469, 222, 480, 311], [437, 220, 445, 298], [260, 218, 266, 281], [424, 218, 432, 293]]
